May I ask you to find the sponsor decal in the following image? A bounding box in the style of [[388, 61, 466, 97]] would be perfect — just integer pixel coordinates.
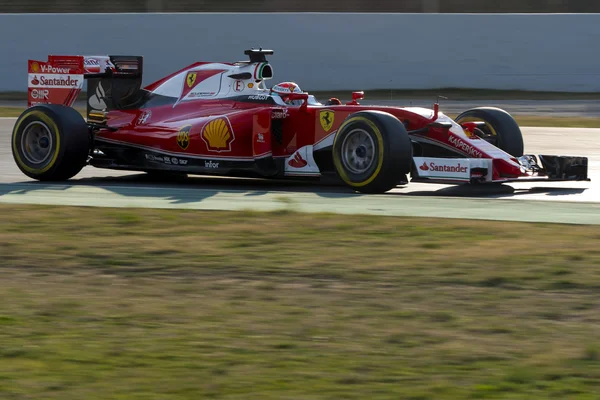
[[273, 83, 299, 94], [137, 110, 152, 125], [257, 133, 266, 143], [414, 157, 471, 179], [84, 58, 100, 73], [40, 65, 70, 74], [288, 152, 308, 168], [233, 80, 245, 92], [204, 160, 219, 169], [30, 74, 81, 88], [284, 145, 320, 176], [84, 58, 114, 74], [248, 94, 268, 101], [419, 161, 468, 174], [84, 58, 106, 73], [176, 125, 191, 150], [448, 135, 483, 158], [88, 82, 107, 111], [319, 109, 335, 132], [272, 109, 288, 119], [31, 89, 49, 100], [186, 72, 197, 88], [201, 117, 235, 152], [188, 91, 215, 98], [145, 154, 188, 165], [248, 83, 254, 89], [31, 62, 40, 73], [40, 76, 79, 87]]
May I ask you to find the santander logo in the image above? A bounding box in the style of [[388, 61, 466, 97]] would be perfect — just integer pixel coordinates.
[[421, 161, 468, 173], [288, 152, 308, 168], [31, 76, 40, 85]]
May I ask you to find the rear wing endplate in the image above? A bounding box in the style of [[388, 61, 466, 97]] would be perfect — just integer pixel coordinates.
[[27, 55, 143, 112]]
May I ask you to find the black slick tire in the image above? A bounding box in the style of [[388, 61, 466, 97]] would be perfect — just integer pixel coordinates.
[[332, 111, 412, 194], [12, 104, 90, 181], [455, 107, 524, 157]]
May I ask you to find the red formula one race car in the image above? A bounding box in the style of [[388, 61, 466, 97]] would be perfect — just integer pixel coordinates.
[[13, 49, 589, 193]]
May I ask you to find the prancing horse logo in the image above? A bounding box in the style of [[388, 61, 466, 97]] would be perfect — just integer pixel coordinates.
[[319, 109, 335, 132], [186, 72, 197, 88]]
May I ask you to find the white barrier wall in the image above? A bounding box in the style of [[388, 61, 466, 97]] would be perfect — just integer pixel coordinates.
[[1, 13, 600, 92]]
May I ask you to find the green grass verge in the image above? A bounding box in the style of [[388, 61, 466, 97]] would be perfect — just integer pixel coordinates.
[[1, 205, 600, 399], [503, 115, 600, 128], [1, 106, 599, 127], [0, 107, 27, 117]]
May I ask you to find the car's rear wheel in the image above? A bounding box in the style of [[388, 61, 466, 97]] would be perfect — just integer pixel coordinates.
[[332, 111, 412, 194], [12, 104, 90, 181], [455, 107, 524, 157]]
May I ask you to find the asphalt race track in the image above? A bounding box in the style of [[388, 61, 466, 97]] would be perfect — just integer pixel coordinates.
[[1, 118, 598, 224]]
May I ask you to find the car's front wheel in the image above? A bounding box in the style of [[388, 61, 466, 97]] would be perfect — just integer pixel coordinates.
[[332, 111, 412, 194], [455, 107, 524, 157]]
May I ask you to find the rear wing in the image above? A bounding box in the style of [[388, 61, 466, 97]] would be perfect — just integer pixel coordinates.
[[28, 55, 143, 118]]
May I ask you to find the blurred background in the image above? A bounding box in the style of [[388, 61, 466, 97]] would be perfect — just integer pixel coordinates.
[[2, 0, 600, 13]]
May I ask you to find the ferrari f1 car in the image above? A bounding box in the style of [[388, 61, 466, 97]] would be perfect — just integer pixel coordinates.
[[13, 49, 589, 193]]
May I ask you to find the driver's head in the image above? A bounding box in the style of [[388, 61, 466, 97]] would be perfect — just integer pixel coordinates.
[[270, 82, 303, 104]]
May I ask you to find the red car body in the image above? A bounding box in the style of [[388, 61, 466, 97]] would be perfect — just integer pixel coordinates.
[[19, 49, 588, 193]]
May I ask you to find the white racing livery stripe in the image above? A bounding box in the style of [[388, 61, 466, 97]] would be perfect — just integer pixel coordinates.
[[313, 131, 336, 151]]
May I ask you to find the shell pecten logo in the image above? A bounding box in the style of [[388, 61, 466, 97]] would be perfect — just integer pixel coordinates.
[[201, 117, 235, 152]]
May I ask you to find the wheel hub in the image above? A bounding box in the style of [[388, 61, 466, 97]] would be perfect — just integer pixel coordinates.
[[21, 121, 53, 165], [355, 145, 367, 158], [39, 137, 50, 149], [341, 128, 376, 174]]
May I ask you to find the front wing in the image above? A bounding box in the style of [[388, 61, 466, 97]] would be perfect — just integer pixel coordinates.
[[412, 155, 589, 184]]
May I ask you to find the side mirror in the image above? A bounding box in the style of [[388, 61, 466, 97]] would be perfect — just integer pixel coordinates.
[[287, 92, 309, 101], [287, 92, 309, 111], [346, 91, 365, 105]]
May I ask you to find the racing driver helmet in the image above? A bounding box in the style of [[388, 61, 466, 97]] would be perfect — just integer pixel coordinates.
[[270, 82, 304, 105]]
